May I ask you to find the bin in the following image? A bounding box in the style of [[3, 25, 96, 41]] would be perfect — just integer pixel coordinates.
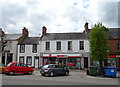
[[97, 67, 106, 76], [97, 67, 101, 75], [104, 66, 117, 77], [89, 66, 98, 76]]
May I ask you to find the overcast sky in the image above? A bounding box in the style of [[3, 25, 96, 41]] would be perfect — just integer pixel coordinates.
[[0, 0, 119, 36]]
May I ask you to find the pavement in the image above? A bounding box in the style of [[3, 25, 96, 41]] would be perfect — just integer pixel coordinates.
[[33, 68, 120, 79]]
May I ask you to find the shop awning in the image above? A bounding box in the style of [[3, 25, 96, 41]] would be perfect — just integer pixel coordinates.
[[108, 55, 117, 58]]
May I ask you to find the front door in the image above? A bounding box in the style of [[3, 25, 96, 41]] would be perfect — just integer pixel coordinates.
[[34, 56, 39, 68], [84, 57, 88, 68], [6, 53, 13, 64]]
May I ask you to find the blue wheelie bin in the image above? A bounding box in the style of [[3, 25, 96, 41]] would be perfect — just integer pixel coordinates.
[[104, 66, 117, 77]]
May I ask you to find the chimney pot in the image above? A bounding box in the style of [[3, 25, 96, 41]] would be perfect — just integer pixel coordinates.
[[84, 22, 89, 32], [22, 27, 29, 37], [42, 26, 47, 35]]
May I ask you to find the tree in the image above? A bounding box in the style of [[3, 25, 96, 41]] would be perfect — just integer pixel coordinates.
[[89, 23, 109, 76]]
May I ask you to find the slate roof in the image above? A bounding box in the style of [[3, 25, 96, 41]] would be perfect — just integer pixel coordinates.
[[4, 34, 22, 40], [41, 32, 88, 40], [41, 28, 120, 40], [18, 37, 40, 45], [108, 28, 120, 39]]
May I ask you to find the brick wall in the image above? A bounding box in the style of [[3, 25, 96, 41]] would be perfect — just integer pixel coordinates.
[[108, 39, 120, 53], [108, 39, 120, 70]]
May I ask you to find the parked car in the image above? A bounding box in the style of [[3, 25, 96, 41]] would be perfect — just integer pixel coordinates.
[[40, 64, 69, 77], [0, 63, 6, 73], [4, 62, 34, 75]]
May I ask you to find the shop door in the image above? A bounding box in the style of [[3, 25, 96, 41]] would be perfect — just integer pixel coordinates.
[[58, 58, 67, 67], [84, 57, 88, 68], [34, 56, 39, 68]]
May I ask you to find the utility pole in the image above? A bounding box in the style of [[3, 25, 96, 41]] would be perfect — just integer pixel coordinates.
[[0, 37, 2, 63], [0, 28, 5, 63]]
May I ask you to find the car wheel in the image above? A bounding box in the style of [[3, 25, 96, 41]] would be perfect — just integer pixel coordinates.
[[49, 72, 54, 77], [28, 71, 33, 75], [65, 71, 69, 76], [41, 74, 45, 76], [9, 71, 14, 75], [45, 73, 49, 77]]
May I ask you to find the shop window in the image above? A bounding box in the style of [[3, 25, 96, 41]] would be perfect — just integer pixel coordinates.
[[19, 56, 24, 63], [32, 44, 37, 53], [68, 41, 72, 50], [46, 42, 50, 50], [107, 58, 116, 67], [26, 56, 32, 65], [56, 41, 61, 50], [68, 58, 80, 69], [20, 44, 25, 53], [79, 41, 84, 50]]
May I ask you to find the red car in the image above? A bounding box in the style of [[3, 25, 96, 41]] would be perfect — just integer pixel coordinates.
[[4, 62, 34, 75]]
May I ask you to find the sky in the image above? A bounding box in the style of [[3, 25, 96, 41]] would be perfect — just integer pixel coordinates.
[[0, 0, 119, 36]]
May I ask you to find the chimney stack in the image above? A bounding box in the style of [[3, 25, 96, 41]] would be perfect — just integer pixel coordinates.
[[42, 26, 47, 35], [22, 27, 29, 37], [84, 22, 89, 33]]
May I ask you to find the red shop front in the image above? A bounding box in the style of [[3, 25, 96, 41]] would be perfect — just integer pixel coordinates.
[[42, 54, 86, 69]]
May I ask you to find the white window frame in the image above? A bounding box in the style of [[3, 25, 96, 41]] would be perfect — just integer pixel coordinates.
[[46, 42, 50, 50], [26, 56, 32, 65], [56, 41, 61, 50], [20, 44, 25, 53], [68, 41, 72, 50], [19, 56, 24, 63], [79, 41, 84, 50], [32, 44, 37, 53]]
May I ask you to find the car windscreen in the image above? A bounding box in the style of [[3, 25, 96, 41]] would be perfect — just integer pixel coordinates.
[[51, 65, 59, 68], [43, 65, 49, 68], [6, 63, 12, 67]]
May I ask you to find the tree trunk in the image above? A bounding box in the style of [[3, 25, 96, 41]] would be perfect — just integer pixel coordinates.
[[99, 60, 104, 77]]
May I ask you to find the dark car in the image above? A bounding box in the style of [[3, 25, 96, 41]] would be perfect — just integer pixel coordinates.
[[40, 64, 69, 77]]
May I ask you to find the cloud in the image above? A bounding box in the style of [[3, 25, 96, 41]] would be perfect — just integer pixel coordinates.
[[1, 0, 119, 36]]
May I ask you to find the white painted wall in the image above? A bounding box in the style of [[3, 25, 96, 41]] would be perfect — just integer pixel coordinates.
[[11, 41, 18, 62], [4, 41, 18, 63], [40, 40, 90, 53], [62, 41, 67, 52], [17, 44, 40, 67]]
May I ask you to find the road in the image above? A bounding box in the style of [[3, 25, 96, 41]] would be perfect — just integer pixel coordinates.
[[1, 70, 119, 85]]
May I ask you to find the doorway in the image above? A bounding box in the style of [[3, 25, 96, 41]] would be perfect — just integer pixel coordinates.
[[6, 53, 13, 64], [2, 53, 5, 64], [34, 56, 39, 68], [57, 58, 67, 67], [84, 57, 88, 68]]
